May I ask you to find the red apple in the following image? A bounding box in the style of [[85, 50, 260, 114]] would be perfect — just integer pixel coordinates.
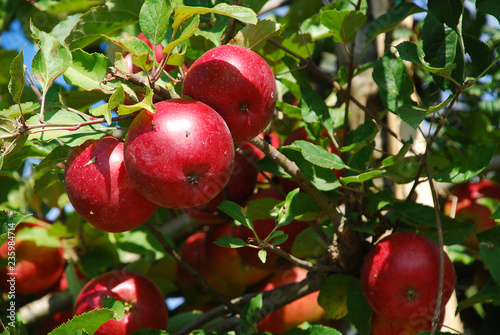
[[176, 232, 247, 304], [370, 312, 442, 335], [65, 136, 159, 233], [183, 146, 258, 224], [361, 232, 455, 323], [235, 189, 309, 271], [123, 98, 235, 208], [443, 179, 500, 249], [206, 222, 270, 285], [74, 270, 168, 335], [257, 267, 324, 333], [0, 222, 66, 296], [182, 44, 277, 143]]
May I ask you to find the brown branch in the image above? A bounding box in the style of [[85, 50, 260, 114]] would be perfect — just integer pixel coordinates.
[[144, 222, 240, 314], [425, 162, 445, 335], [173, 269, 327, 335], [109, 67, 174, 101], [18, 289, 73, 325]]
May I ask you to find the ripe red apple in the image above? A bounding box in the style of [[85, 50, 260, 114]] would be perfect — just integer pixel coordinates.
[[369, 312, 442, 335], [205, 222, 270, 285], [74, 270, 168, 335], [182, 44, 277, 143], [176, 232, 247, 304], [65, 136, 159, 233], [123, 98, 235, 208], [183, 146, 258, 224], [257, 267, 324, 333], [235, 189, 309, 271], [0, 222, 66, 296], [361, 232, 455, 323], [443, 179, 500, 249]]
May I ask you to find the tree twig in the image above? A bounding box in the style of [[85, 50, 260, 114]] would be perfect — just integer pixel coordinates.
[[144, 222, 241, 314]]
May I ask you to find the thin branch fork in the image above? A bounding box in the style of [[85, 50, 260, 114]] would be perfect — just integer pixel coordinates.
[[108, 67, 174, 101]]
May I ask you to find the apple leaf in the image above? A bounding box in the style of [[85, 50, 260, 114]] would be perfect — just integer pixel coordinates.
[[427, 0, 463, 30], [166, 310, 204, 334], [61, 0, 143, 49], [318, 274, 357, 319], [31, 25, 72, 94], [456, 278, 500, 313], [275, 188, 300, 228], [117, 87, 156, 115], [246, 197, 282, 221], [284, 140, 345, 170], [477, 226, 500, 286], [218, 200, 254, 232], [172, 3, 257, 32], [365, 2, 425, 44], [291, 225, 333, 258], [0, 210, 29, 245], [268, 230, 288, 246], [48, 308, 116, 335], [232, 19, 281, 50], [301, 325, 342, 335], [26, 110, 112, 147], [258, 249, 267, 264], [346, 281, 372, 335], [0, 116, 28, 170], [36, 145, 71, 171], [163, 15, 200, 57], [239, 293, 263, 335], [15, 226, 61, 247], [8, 48, 26, 103], [396, 41, 457, 78], [476, 0, 500, 24], [106, 35, 153, 71], [340, 170, 385, 185], [63, 49, 112, 91], [433, 143, 496, 183], [213, 236, 247, 248], [102, 296, 125, 321], [320, 10, 367, 44], [139, 0, 173, 47]]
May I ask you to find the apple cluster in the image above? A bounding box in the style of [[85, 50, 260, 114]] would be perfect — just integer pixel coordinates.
[[64, 44, 277, 233]]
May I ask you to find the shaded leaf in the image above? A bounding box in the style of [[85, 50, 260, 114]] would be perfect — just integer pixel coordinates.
[[218, 200, 254, 231], [0, 210, 29, 245], [318, 274, 357, 319], [8, 49, 26, 102], [320, 10, 367, 44], [232, 19, 281, 50], [240, 293, 263, 335], [477, 226, 500, 286], [214, 236, 247, 248], [48, 308, 115, 335], [63, 49, 112, 91], [284, 140, 346, 170], [427, 0, 463, 30]]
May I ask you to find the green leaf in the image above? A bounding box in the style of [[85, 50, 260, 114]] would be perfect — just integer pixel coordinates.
[[213, 236, 247, 248], [476, 0, 500, 24], [172, 3, 257, 32], [64, 49, 112, 91], [36, 145, 71, 171], [9, 49, 26, 103], [63, 0, 143, 49], [239, 293, 263, 335], [269, 230, 288, 246], [464, 34, 493, 77], [65, 261, 85, 305], [48, 308, 116, 335], [232, 19, 281, 50], [396, 41, 456, 77], [346, 282, 372, 335], [0, 210, 29, 245], [299, 325, 342, 335], [258, 249, 267, 264], [427, 0, 463, 30], [163, 15, 200, 56], [433, 144, 497, 183], [320, 10, 367, 44], [372, 55, 414, 115], [285, 140, 345, 170], [16, 226, 61, 247], [318, 274, 357, 319], [166, 311, 204, 334], [276, 188, 300, 227], [102, 296, 125, 321], [218, 200, 254, 231], [117, 87, 156, 115], [382, 139, 413, 167], [291, 225, 333, 258], [106, 35, 154, 71], [246, 196, 283, 221], [139, 0, 173, 47], [340, 170, 384, 184], [31, 25, 72, 93], [365, 2, 425, 43], [477, 226, 500, 286], [26, 110, 112, 147], [456, 278, 500, 312]]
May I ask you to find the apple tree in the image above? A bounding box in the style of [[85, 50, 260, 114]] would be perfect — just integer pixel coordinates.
[[0, 0, 500, 334]]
